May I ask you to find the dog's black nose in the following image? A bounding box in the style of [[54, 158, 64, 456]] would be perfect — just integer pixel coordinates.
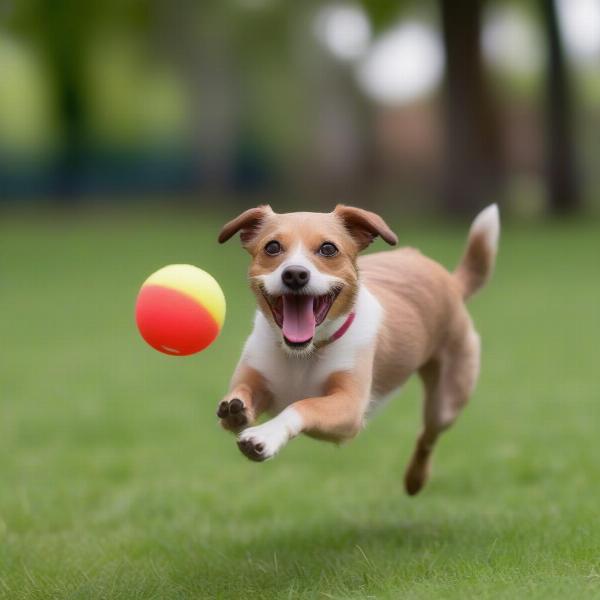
[[282, 265, 310, 290]]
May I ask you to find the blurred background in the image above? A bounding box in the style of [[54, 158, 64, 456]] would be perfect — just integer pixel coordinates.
[[1, 0, 599, 216], [1, 2, 600, 596]]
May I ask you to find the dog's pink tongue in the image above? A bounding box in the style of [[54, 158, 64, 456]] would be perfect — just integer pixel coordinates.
[[282, 295, 315, 343]]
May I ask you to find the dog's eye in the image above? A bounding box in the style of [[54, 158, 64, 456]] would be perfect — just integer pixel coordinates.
[[264, 240, 282, 256], [318, 242, 338, 257]]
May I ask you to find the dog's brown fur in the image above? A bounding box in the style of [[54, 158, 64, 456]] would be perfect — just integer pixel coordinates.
[[217, 204, 498, 494]]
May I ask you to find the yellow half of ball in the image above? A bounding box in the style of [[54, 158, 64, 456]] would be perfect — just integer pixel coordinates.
[[143, 264, 226, 327]]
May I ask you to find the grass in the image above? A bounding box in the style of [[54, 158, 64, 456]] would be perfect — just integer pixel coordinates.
[[0, 207, 599, 599]]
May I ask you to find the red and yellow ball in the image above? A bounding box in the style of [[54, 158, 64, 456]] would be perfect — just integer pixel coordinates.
[[135, 264, 225, 356]]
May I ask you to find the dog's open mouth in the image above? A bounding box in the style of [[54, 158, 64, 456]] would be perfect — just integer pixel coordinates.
[[262, 289, 340, 346]]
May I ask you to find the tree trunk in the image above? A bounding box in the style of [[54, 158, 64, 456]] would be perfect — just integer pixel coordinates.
[[52, 58, 86, 199], [539, 0, 581, 216], [42, 0, 87, 200], [439, 0, 504, 217]]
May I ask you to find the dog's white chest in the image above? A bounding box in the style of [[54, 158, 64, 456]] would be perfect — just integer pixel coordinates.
[[242, 317, 355, 412], [263, 355, 326, 412], [240, 286, 383, 414]]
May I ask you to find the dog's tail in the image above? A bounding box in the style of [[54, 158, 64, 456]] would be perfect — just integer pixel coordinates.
[[453, 204, 500, 300]]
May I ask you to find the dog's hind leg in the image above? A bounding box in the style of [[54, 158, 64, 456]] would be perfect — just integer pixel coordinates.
[[404, 325, 480, 495]]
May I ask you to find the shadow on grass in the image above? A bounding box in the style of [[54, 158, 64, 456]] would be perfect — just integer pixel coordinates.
[[175, 510, 499, 597]]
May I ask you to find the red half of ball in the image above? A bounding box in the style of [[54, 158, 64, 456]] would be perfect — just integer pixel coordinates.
[[135, 284, 220, 356]]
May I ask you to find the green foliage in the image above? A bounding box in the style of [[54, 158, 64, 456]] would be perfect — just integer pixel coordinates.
[[0, 207, 599, 598], [359, 0, 404, 31], [6, 0, 150, 41]]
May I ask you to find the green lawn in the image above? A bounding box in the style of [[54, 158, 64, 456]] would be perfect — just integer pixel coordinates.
[[0, 208, 599, 599]]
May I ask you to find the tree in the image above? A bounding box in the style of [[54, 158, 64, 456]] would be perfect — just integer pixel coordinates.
[[439, 0, 505, 217], [8, 0, 149, 198], [539, 0, 581, 215]]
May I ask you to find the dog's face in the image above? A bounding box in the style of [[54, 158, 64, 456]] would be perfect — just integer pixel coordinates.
[[219, 205, 397, 353]]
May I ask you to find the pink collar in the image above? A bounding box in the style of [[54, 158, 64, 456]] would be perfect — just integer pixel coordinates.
[[328, 311, 355, 343]]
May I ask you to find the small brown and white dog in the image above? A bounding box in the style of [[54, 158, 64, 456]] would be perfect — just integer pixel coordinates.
[[216, 204, 499, 495]]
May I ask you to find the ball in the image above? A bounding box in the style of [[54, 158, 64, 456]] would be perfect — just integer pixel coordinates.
[[135, 264, 225, 356]]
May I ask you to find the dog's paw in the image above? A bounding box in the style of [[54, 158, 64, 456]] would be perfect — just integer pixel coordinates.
[[237, 421, 289, 462], [237, 436, 267, 462], [404, 456, 432, 496], [217, 398, 250, 432]]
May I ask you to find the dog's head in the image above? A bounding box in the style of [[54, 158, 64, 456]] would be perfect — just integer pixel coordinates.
[[218, 205, 397, 354]]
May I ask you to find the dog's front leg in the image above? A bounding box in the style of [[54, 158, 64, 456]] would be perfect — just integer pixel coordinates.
[[237, 370, 370, 462], [217, 363, 271, 433]]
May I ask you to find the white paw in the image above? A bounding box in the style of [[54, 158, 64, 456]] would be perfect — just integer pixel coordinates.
[[236, 410, 302, 462]]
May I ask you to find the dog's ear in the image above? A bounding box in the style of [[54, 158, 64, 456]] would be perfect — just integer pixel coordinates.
[[218, 205, 273, 245], [334, 205, 398, 251]]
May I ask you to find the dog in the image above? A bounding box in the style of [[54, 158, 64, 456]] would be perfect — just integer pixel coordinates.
[[216, 204, 499, 495]]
